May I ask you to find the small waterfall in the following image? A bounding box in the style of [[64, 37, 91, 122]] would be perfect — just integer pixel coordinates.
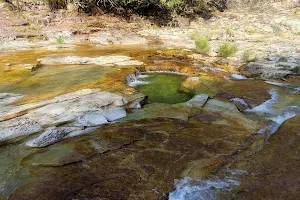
[[126, 73, 138, 85], [126, 72, 150, 87], [169, 175, 240, 200]]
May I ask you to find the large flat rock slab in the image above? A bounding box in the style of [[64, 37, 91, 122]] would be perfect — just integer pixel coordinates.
[[0, 89, 128, 143], [38, 55, 144, 66]]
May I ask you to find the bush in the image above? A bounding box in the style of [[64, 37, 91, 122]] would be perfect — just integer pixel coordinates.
[[192, 32, 210, 54], [218, 43, 238, 57], [48, 0, 67, 10], [73, 0, 227, 23]]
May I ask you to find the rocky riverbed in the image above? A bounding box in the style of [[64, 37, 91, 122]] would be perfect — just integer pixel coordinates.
[[1, 0, 300, 199]]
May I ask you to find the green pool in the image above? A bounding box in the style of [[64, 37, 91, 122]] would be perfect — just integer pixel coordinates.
[[136, 73, 193, 104]]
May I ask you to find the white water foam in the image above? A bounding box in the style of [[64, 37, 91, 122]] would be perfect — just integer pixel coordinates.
[[169, 177, 240, 200], [137, 74, 149, 79], [246, 88, 278, 114], [145, 70, 188, 76], [128, 80, 151, 87], [258, 111, 296, 135], [265, 81, 300, 94], [230, 74, 247, 80]]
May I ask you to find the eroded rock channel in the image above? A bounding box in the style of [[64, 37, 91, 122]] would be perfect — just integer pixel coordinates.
[[1, 44, 300, 200]]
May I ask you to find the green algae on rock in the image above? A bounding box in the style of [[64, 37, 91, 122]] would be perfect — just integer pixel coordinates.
[[136, 73, 194, 104]]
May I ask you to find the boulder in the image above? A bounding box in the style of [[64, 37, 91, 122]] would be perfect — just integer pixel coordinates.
[[183, 94, 209, 108], [26, 126, 97, 147], [0, 117, 42, 142], [242, 55, 300, 79], [0, 90, 128, 143]]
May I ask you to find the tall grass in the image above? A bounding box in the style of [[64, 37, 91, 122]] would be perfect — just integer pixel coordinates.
[[218, 43, 238, 57], [192, 32, 210, 55]]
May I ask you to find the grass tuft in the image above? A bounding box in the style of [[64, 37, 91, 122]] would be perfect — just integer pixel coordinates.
[[218, 42, 238, 58], [56, 37, 64, 46], [192, 32, 210, 55]]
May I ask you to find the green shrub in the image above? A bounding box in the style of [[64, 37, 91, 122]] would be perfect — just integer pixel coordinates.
[[242, 50, 250, 63], [74, 0, 226, 23], [56, 37, 64, 46], [218, 43, 238, 58], [192, 32, 210, 54]]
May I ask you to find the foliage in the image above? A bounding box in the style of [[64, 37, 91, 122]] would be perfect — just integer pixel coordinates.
[[71, 0, 227, 22], [56, 37, 65, 46], [218, 42, 238, 57], [192, 32, 210, 54], [48, 0, 67, 10], [242, 50, 250, 63]]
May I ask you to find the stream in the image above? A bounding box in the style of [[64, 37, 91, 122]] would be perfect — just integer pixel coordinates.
[[0, 44, 300, 200]]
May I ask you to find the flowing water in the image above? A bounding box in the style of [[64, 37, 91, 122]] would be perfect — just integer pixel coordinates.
[[0, 44, 300, 199]]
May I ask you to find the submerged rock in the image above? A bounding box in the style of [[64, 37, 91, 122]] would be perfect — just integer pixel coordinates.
[[9, 116, 256, 200]]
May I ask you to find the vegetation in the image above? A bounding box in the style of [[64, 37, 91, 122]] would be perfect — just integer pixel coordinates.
[[69, 0, 226, 23], [56, 36, 65, 46], [192, 32, 210, 54], [242, 50, 250, 63], [48, 0, 67, 10], [218, 42, 238, 57]]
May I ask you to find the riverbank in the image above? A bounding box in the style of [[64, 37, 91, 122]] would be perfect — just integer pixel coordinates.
[[1, 1, 300, 199]]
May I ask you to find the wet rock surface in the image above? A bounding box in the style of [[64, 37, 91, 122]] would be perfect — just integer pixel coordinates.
[[0, 34, 299, 200], [8, 117, 254, 200], [228, 115, 300, 200]]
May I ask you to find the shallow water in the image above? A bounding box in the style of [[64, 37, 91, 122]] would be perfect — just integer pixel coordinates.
[[0, 43, 300, 200], [136, 73, 194, 104]]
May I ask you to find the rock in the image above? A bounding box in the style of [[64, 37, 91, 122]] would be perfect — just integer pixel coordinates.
[[5, 63, 11, 66], [203, 99, 256, 130], [229, 97, 251, 111], [38, 56, 143, 66], [102, 108, 127, 122], [183, 94, 209, 108], [89, 31, 148, 45], [230, 116, 300, 200], [285, 19, 300, 35], [138, 29, 195, 49], [9, 116, 256, 200], [0, 93, 24, 107], [0, 90, 128, 143], [243, 61, 293, 79], [74, 111, 108, 126], [0, 117, 43, 142], [230, 74, 247, 80], [127, 95, 148, 109], [26, 127, 77, 147], [26, 126, 98, 147]]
